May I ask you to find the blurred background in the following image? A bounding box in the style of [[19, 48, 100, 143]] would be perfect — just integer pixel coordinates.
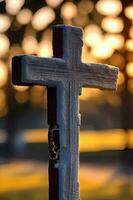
[[0, 0, 133, 199]]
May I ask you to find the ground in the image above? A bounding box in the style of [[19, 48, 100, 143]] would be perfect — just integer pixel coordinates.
[[0, 160, 133, 200]]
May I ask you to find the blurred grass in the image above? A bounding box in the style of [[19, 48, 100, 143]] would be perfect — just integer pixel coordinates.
[[0, 184, 133, 200]]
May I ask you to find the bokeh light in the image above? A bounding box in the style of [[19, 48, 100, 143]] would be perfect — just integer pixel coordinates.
[[5, 0, 25, 15], [46, 0, 63, 8], [0, 34, 10, 58], [30, 86, 45, 106], [13, 85, 29, 92], [125, 5, 133, 20], [61, 2, 77, 20], [15, 91, 29, 104], [104, 34, 124, 50], [0, 61, 8, 87], [78, 0, 94, 15], [125, 39, 133, 51], [127, 79, 133, 94], [129, 26, 133, 39], [91, 42, 114, 60], [84, 24, 103, 47], [16, 9, 32, 25], [0, 14, 11, 33], [96, 0, 122, 16], [22, 36, 37, 54], [37, 40, 52, 57], [32, 7, 55, 31], [126, 62, 133, 78], [109, 53, 125, 70], [0, 89, 8, 117], [101, 17, 124, 33], [118, 71, 125, 86]]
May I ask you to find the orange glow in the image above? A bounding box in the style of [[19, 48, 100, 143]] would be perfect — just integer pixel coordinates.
[[126, 62, 133, 78], [125, 6, 133, 20], [30, 86, 45, 105], [22, 36, 37, 54], [118, 71, 125, 85], [0, 34, 10, 57], [78, 0, 94, 15], [80, 88, 91, 101], [127, 79, 133, 94], [80, 130, 125, 152], [46, 0, 63, 8], [0, 61, 8, 87], [91, 43, 114, 60], [0, 89, 8, 117], [22, 129, 48, 143], [17, 9, 32, 25], [0, 14, 10, 32], [61, 2, 77, 20], [109, 53, 125, 70], [129, 26, 133, 38], [84, 25, 103, 47], [13, 85, 29, 92], [15, 91, 29, 104], [37, 40, 52, 57], [104, 34, 124, 50], [80, 88, 100, 101], [32, 7, 55, 31], [6, 0, 25, 15], [21, 129, 132, 152], [125, 39, 133, 51], [101, 17, 124, 33], [96, 0, 122, 16]]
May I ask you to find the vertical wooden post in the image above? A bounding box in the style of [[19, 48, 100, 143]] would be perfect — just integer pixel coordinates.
[[47, 87, 59, 200]]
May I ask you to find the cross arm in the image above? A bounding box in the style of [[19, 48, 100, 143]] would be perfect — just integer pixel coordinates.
[[79, 62, 118, 90], [12, 55, 66, 86]]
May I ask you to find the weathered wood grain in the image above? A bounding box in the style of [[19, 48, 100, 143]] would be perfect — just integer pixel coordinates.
[[12, 25, 118, 200]]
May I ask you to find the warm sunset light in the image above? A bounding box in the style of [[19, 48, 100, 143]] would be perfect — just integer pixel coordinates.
[[84, 24, 103, 47], [22, 36, 37, 54], [0, 61, 8, 87], [126, 62, 133, 78], [5, 0, 25, 15], [125, 39, 133, 51], [101, 17, 124, 33], [37, 40, 52, 57], [17, 9, 32, 25], [46, 0, 63, 8], [0, 34, 10, 58], [96, 0, 122, 16], [61, 2, 77, 20], [104, 34, 124, 50], [32, 7, 55, 31], [125, 5, 133, 20], [0, 14, 11, 33]]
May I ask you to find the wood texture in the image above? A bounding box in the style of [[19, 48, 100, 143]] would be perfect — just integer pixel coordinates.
[[12, 25, 118, 200]]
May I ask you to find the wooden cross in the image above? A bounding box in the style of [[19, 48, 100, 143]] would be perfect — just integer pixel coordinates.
[[12, 25, 118, 200]]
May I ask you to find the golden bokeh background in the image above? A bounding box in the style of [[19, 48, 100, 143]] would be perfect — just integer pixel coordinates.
[[0, 0, 133, 200]]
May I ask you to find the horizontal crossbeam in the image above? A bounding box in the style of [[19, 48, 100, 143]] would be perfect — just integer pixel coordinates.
[[12, 55, 118, 90]]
